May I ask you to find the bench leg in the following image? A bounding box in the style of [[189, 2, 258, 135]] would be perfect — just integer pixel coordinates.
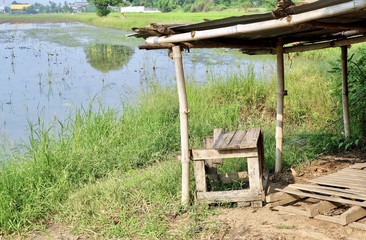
[[247, 157, 263, 195]]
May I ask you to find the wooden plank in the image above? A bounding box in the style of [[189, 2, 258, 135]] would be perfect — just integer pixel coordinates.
[[262, 169, 269, 194], [216, 129, 260, 150], [313, 176, 366, 184], [342, 206, 366, 225], [318, 174, 366, 180], [213, 128, 225, 147], [309, 201, 341, 217], [293, 184, 366, 198], [312, 182, 366, 193], [314, 214, 347, 226], [258, 131, 265, 177], [240, 128, 260, 149], [314, 206, 366, 225], [337, 170, 366, 175], [337, 169, 366, 176], [310, 178, 366, 188], [266, 192, 304, 208], [204, 136, 219, 185], [251, 200, 263, 208], [311, 177, 366, 186], [279, 188, 366, 207], [247, 157, 262, 193], [228, 130, 247, 149], [193, 160, 207, 193], [287, 184, 366, 201], [274, 205, 311, 217], [273, 202, 336, 218], [197, 189, 262, 203], [191, 148, 258, 160], [214, 131, 236, 149], [319, 170, 366, 178], [349, 221, 366, 231], [349, 163, 366, 170]]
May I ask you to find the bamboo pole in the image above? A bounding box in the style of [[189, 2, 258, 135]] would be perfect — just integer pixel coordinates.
[[145, 1, 366, 45], [341, 46, 350, 138], [284, 35, 366, 54], [172, 45, 190, 206], [275, 38, 285, 173]]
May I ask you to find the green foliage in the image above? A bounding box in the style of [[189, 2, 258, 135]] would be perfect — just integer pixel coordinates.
[[329, 47, 366, 146], [84, 44, 134, 72], [88, 0, 121, 16]]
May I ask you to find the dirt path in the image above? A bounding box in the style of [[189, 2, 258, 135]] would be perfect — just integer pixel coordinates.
[[196, 151, 366, 240], [204, 205, 366, 240]]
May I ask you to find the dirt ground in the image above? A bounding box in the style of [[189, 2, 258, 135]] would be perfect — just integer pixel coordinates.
[[5, 151, 366, 240], [199, 150, 366, 240]]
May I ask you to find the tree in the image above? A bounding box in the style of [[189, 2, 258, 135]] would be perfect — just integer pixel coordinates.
[[88, 0, 121, 16], [156, 0, 176, 12]]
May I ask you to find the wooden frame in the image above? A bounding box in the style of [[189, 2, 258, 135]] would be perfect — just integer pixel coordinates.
[[192, 129, 265, 206]]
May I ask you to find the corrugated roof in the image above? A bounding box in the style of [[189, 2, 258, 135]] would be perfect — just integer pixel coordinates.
[[131, 0, 366, 54]]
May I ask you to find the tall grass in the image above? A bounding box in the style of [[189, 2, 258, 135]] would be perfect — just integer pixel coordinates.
[[0, 52, 338, 236]]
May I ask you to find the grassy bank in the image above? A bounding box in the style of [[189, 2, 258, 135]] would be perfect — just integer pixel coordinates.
[[0, 12, 243, 31], [0, 50, 347, 238]]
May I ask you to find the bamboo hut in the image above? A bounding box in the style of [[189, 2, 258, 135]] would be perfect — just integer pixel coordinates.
[[131, 0, 366, 205]]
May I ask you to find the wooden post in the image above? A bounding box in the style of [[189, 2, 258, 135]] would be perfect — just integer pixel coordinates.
[[172, 45, 190, 206], [341, 46, 350, 138], [275, 38, 285, 173]]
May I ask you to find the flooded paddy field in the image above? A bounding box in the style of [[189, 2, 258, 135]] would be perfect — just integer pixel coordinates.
[[0, 22, 275, 144]]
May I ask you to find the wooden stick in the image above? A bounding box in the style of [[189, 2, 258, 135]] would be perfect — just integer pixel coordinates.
[[172, 45, 190, 206], [341, 46, 350, 138], [284, 35, 366, 54], [275, 38, 285, 173]]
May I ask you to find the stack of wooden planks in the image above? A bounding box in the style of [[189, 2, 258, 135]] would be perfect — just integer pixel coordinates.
[[267, 163, 366, 230]]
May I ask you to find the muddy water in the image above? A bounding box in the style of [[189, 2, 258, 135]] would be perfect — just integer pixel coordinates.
[[0, 22, 275, 143]]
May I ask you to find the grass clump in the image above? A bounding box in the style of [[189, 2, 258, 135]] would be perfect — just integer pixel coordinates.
[[58, 160, 182, 239]]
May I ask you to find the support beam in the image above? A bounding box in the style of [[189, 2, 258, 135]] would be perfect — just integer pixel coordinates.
[[172, 45, 190, 206], [341, 46, 350, 138], [275, 38, 285, 173]]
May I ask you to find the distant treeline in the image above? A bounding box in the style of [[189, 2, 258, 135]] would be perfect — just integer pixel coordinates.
[[4, 1, 97, 14], [2, 0, 288, 16], [123, 0, 276, 12]]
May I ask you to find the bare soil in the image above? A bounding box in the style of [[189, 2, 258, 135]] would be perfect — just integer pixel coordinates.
[[196, 150, 366, 240]]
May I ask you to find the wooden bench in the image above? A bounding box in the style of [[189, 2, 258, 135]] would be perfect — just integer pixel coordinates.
[[191, 128, 265, 207]]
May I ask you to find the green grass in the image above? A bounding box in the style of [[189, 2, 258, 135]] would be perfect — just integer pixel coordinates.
[[0, 12, 244, 31], [0, 52, 342, 237]]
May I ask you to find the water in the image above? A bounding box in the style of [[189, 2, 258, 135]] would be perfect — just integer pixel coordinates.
[[0, 22, 275, 144]]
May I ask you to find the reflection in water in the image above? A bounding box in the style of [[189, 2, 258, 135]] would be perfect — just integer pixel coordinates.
[[0, 23, 275, 143], [84, 44, 134, 73]]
